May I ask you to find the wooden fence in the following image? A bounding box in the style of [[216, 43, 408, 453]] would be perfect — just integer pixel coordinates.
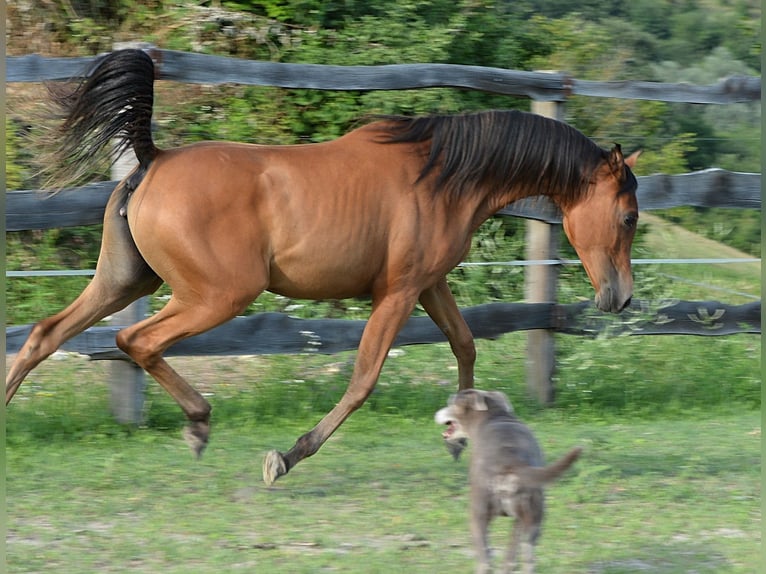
[[8, 48, 760, 104], [6, 47, 761, 418]]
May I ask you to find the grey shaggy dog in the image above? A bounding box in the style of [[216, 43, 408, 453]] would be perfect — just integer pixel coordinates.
[[436, 389, 582, 574]]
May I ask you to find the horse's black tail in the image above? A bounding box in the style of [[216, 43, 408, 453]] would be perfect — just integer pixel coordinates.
[[45, 49, 158, 189]]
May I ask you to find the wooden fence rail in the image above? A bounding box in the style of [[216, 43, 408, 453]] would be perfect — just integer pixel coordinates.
[[5, 168, 761, 231], [6, 300, 760, 360], [8, 49, 761, 104]]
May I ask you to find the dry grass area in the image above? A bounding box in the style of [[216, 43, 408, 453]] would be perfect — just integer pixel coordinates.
[[636, 213, 760, 303]]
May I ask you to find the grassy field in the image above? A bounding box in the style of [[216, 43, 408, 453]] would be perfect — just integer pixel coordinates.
[[5, 343, 761, 574]]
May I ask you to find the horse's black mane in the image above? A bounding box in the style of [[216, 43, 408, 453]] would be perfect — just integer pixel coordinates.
[[375, 110, 610, 206]]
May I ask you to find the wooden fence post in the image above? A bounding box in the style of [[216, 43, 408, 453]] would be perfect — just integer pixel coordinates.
[[108, 146, 147, 424], [108, 42, 150, 424], [525, 95, 564, 404]]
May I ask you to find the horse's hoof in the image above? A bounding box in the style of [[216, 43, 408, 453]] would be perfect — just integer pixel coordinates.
[[183, 421, 210, 459], [445, 436, 467, 461], [263, 450, 288, 486]]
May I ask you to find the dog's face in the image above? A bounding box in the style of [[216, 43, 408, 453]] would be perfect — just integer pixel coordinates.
[[435, 389, 514, 442]]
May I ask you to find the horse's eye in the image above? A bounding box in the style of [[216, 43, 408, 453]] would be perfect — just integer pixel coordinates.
[[623, 214, 638, 228]]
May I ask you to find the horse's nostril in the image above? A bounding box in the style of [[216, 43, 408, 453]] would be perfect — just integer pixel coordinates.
[[621, 297, 632, 311]]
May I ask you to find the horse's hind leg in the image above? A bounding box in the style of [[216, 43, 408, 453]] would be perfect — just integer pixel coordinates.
[[114, 293, 255, 457], [5, 273, 160, 404], [6, 192, 162, 404]]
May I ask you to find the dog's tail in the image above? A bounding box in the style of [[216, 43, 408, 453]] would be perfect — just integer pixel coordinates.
[[515, 446, 583, 487]]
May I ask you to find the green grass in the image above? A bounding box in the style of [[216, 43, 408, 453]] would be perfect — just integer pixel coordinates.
[[5, 342, 761, 573], [6, 406, 760, 573], [7, 331, 760, 431]]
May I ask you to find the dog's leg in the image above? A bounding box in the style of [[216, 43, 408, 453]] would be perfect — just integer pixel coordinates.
[[471, 490, 493, 574], [519, 521, 539, 574], [521, 539, 535, 574], [503, 520, 522, 574], [505, 491, 541, 574]]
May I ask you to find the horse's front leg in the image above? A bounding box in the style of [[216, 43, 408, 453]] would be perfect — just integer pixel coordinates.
[[419, 277, 476, 460], [263, 289, 419, 485], [419, 277, 476, 390]]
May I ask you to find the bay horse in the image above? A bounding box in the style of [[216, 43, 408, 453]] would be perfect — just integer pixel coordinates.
[[6, 50, 639, 485]]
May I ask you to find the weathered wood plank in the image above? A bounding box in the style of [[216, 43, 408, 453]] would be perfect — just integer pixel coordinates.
[[6, 54, 95, 82], [7, 51, 761, 103], [5, 183, 115, 231], [557, 300, 761, 337], [4, 303, 555, 359], [7, 170, 761, 231], [573, 76, 761, 104], [4, 52, 569, 100], [6, 300, 759, 359], [634, 169, 761, 210], [159, 51, 570, 101]]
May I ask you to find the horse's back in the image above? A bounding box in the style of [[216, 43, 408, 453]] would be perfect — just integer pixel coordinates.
[[143, 125, 417, 200]]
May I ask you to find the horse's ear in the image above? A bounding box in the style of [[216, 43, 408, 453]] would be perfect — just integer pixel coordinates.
[[608, 144, 642, 180], [625, 150, 641, 169], [608, 144, 625, 174]]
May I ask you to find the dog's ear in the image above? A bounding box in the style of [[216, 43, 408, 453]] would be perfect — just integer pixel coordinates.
[[467, 391, 489, 411], [486, 391, 513, 414]]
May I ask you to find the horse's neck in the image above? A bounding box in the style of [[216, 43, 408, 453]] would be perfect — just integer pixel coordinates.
[[470, 184, 549, 229]]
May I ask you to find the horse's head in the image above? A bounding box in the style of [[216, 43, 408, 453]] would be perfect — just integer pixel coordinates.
[[562, 145, 640, 313]]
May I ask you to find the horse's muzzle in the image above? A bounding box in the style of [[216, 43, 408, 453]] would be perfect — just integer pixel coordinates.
[[595, 289, 632, 313]]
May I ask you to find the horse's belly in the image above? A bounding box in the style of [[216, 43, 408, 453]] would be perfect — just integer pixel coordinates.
[[266, 258, 377, 300]]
